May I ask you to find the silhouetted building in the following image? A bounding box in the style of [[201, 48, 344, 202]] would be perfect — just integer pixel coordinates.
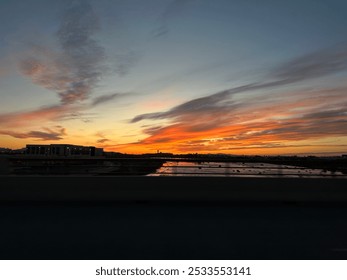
[[0, 148, 25, 155], [25, 144, 103, 157]]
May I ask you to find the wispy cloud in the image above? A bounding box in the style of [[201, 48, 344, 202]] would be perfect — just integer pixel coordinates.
[[18, 0, 106, 105], [132, 43, 347, 123], [8, 0, 137, 132], [90, 92, 129, 106], [94, 132, 110, 144], [0, 126, 67, 141], [131, 87, 247, 123], [1, 0, 116, 137], [272, 42, 347, 83], [97, 138, 110, 143], [0, 104, 80, 127], [127, 42, 347, 153]]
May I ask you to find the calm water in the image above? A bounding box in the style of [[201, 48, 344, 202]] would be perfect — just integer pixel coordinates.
[[147, 161, 347, 177]]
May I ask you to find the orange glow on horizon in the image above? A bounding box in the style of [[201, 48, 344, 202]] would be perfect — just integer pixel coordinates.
[[1, 87, 347, 156]]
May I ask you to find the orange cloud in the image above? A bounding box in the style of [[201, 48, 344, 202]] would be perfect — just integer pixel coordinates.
[[0, 104, 82, 128], [112, 87, 347, 154], [0, 126, 68, 141]]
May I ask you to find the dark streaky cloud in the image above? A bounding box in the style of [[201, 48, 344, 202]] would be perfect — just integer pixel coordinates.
[[97, 138, 110, 143], [132, 43, 347, 123], [91, 92, 128, 106], [273, 43, 347, 83], [0, 126, 67, 141]]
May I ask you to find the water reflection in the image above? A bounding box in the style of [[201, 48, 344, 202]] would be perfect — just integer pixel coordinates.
[[147, 161, 347, 177]]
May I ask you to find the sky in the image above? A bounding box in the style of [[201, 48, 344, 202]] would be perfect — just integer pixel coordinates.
[[1, 0, 347, 155]]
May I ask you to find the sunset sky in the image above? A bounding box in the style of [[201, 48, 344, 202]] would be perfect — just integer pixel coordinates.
[[1, 0, 347, 155]]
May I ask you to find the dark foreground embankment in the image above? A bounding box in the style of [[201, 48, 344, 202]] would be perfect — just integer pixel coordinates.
[[1, 176, 347, 202], [0, 176, 347, 260]]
